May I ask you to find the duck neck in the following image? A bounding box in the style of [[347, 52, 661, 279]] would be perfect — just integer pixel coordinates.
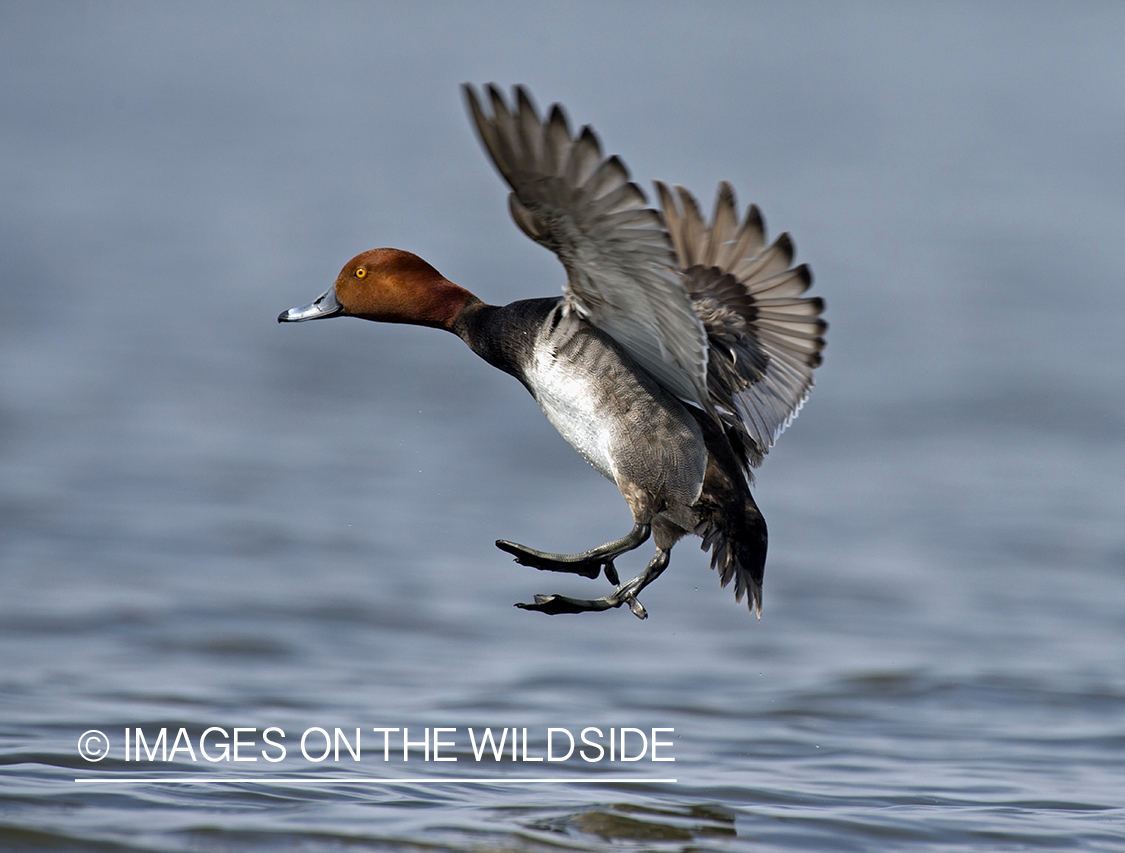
[[451, 297, 559, 384], [418, 278, 478, 331], [449, 297, 495, 351]]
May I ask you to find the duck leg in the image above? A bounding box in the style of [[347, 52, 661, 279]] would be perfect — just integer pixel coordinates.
[[515, 547, 670, 619], [496, 522, 650, 585]]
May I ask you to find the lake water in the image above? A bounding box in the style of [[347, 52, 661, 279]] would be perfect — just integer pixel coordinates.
[[2, 4, 1123, 851]]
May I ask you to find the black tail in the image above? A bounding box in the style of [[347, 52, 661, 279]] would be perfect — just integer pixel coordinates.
[[697, 487, 767, 617], [692, 413, 769, 617]]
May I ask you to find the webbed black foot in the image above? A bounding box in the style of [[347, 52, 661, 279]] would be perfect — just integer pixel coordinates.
[[515, 549, 670, 620], [515, 593, 617, 615], [496, 540, 603, 579], [496, 522, 647, 583]]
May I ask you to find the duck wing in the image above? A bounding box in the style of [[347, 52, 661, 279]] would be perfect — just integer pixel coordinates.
[[463, 84, 710, 409], [657, 181, 825, 468]]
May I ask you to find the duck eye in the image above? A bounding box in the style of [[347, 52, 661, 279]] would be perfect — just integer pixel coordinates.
[[355, 267, 367, 279]]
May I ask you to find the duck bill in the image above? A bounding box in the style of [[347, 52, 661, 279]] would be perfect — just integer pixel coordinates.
[[278, 287, 344, 322]]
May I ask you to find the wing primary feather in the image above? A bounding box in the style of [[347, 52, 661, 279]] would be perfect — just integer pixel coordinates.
[[514, 86, 543, 171], [542, 105, 570, 176], [655, 181, 687, 264], [675, 185, 706, 268], [706, 181, 739, 268], [566, 126, 604, 188], [584, 155, 631, 199], [720, 203, 766, 273], [731, 233, 794, 282]]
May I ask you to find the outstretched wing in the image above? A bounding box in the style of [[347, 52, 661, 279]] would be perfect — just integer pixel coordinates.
[[463, 84, 710, 409], [657, 181, 826, 468]]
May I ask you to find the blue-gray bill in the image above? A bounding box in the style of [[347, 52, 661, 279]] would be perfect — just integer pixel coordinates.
[[278, 288, 342, 322]]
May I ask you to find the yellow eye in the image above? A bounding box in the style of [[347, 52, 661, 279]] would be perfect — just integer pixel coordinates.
[[355, 267, 367, 279]]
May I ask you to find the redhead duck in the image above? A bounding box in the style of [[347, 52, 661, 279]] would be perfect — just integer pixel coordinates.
[[280, 85, 825, 619]]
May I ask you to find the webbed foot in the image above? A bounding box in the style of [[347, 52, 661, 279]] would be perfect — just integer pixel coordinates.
[[515, 549, 670, 620], [515, 593, 618, 615], [496, 540, 604, 579], [496, 523, 647, 584]]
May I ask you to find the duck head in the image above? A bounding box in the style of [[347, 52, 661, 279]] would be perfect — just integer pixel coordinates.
[[278, 248, 473, 330]]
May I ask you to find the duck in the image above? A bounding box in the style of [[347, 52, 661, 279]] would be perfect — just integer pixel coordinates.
[[279, 84, 825, 619]]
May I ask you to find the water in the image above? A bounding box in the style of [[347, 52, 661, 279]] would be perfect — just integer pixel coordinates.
[[2, 4, 1124, 850]]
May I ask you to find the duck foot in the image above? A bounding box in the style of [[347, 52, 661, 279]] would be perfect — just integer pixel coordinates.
[[515, 549, 670, 620], [496, 522, 649, 584], [516, 593, 622, 615], [495, 542, 604, 580]]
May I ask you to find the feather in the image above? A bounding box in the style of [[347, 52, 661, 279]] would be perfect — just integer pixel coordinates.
[[463, 84, 711, 409], [657, 183, 826, 464]]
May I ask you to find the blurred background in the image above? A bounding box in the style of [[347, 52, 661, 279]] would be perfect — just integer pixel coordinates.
[[2, 3, 1123, 850]]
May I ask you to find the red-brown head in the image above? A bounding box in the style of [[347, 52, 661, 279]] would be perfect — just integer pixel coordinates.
[[278, 248, 474, 331]]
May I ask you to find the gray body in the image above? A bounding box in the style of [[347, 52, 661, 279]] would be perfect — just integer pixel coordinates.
[[455, 297, 706, 547]]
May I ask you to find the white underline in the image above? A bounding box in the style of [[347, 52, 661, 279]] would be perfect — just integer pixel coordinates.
[[74, 775, 677, 785]]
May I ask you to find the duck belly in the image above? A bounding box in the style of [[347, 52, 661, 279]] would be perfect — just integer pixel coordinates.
[[525, 323, 706, 509], [529, 351, 619, 481]]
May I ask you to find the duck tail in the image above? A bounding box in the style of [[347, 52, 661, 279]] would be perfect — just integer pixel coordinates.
[[696, 479, 768, 618]]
